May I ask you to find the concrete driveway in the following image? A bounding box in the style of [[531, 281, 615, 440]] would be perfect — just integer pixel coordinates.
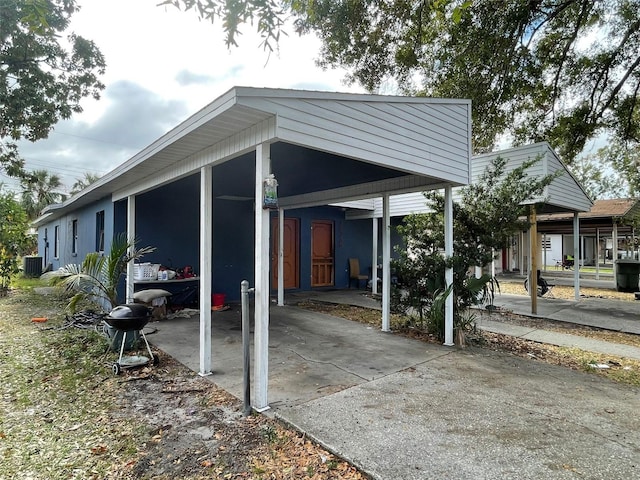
[[148, 296, 640, 479], [148, 299, 448, 408]]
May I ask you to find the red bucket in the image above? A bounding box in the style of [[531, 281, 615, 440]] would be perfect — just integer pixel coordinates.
[[212, 293, 226, 307]]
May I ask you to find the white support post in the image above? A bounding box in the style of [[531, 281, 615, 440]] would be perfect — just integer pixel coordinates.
[[277, 208, 284, 307], [254, 143, 271, 411], [613, 223, 618, 278], [125, 195, 136, 304], [596, 228, 600, 280], [381, 195, 391, 331], [372, 217, 379, 295], [573, 212, 584, 301], [573, 212, 580, 301], [199, 165, 213, 376], [444, 186, 454, 346], [519, 231, 525, 275], [491, 248, 496, 277]]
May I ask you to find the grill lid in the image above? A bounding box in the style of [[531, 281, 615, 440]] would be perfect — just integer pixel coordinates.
[[107, 303, 152, 319]]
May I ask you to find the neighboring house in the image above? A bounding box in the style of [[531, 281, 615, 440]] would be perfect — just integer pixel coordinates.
[[536, 198, 640, 273], [33, 86, 472, 410]]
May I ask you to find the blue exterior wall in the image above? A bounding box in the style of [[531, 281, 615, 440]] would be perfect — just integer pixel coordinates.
[[271, 206, 373, 292], [135, 174, 200, 270], [132, 176, 375, 302], [213, 198, 254, 300], [37, 196, 114, 271], [37, 175, 381, 304]]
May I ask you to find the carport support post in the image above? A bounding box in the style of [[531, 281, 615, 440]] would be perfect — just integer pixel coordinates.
[[382, 194, 391, 331], [199, 165, 213, 376], [573, 213, 580, 300], [444, 186, 454, 346], [254, 143, 271, 411], [372, 217, 378, 295], [125, 194, 136, 304]]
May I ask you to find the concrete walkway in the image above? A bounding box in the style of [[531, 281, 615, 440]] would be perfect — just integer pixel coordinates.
[[147, 289, 640, 480], [479, 292, 640, 359], [297, 287, 640, 359]]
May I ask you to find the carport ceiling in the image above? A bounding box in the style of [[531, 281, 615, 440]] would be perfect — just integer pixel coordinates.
[[214, 142, 421, 199]]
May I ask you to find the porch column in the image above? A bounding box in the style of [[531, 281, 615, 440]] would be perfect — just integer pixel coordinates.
[[199, 165, 213, 376], [381, 195, 391, 331], [372, 217, 378, 295], [277, 208, 284, 307], [529, 206, 538, 315], [613, 223, 618, 278], [519, 231, 525, 275], [125, 195, 136, 304], [444, 186, 454, 346], [254, 142, 271, 411], [573, 212, 580, 300], [596, 228, 600, 280]]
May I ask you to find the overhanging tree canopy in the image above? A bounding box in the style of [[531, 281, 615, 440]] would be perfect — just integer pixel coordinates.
[[0, 0, 105, 177], [168, 0, 640, 162]]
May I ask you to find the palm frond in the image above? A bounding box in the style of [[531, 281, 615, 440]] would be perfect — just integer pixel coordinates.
[[41, 235, 155, 312]]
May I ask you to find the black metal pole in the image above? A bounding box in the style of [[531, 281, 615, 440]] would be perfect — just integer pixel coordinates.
[[241, 280, 252, 416]]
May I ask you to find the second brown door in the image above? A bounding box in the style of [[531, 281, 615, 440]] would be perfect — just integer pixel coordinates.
[[311, 220, 334, 287]]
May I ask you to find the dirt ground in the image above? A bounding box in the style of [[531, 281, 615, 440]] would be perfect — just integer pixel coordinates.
[[106, 354, 366, 480]]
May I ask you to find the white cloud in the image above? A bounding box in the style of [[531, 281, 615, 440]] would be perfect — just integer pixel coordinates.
[[9, 0, 364, 193]]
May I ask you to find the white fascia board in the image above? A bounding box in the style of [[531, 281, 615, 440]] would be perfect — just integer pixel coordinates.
[[236, 86, 472, 106], [112, 117, 278, 201], [279, 176, 456, 210]]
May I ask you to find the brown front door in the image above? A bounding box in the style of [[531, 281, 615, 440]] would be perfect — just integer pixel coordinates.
[[272, 218, 300, 289], [311, 220, 334, 287]]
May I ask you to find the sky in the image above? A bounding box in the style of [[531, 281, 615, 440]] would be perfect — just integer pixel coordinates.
[[3, 0, 367, 195]]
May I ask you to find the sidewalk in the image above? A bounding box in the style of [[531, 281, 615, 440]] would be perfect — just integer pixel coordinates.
[[476, 290, 640, 360]]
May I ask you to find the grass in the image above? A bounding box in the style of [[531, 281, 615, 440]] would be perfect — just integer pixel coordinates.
[[0, 286, 144, 480], [10, 275, 50, 290], [540, 265, 615, 275]]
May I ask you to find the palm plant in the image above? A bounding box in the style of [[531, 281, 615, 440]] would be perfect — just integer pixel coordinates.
[[70, 172, 101, 195], [43, 233, 155, 312], [20, 169, 66, 220]]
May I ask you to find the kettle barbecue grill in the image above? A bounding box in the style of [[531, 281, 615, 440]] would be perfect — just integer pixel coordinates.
[[105, 304, 158, 375]]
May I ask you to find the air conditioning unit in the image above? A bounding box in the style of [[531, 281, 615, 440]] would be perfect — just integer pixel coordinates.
[[23, 256, 43, 277]]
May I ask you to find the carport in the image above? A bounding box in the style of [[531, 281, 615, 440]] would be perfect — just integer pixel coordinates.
[[339, 142, 594, 315], [45, 87, 473, 411], [473, 143, 593, 312]]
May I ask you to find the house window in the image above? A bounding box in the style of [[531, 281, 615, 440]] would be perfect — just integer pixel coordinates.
[[54, 225, 60, 259], [96, 210, 105, 252], [72, 219, 78, 255]]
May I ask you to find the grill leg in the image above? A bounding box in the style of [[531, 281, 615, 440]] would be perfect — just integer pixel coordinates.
[[139, 330, 154, 362], [117, 331, 127, 364]]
